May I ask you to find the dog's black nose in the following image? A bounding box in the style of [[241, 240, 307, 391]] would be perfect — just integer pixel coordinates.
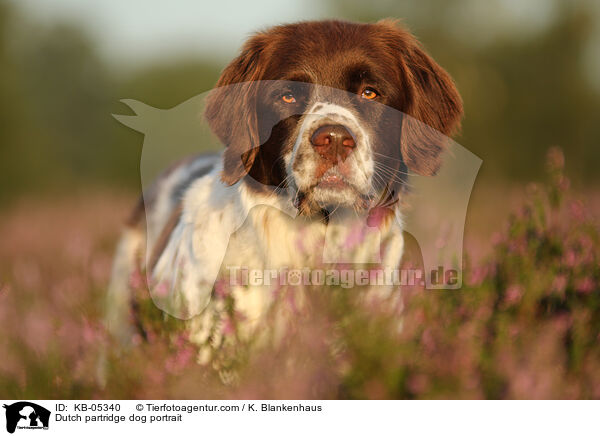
[[310, 124, 356, 162]]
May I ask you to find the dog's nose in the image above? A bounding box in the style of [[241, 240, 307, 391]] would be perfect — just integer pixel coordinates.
[[310, 124, 356, 162]]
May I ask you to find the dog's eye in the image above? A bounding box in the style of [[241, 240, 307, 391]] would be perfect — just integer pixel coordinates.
[[281, 92, 296, 104], [361, 88, 378, 100]]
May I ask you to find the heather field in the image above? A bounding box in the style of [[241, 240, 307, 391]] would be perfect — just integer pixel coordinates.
[[1, 150, 598, 399]]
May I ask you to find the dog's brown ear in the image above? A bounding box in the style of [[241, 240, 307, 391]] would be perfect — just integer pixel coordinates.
[[378, 20, 463, 176], [205, 33, 269, 185]]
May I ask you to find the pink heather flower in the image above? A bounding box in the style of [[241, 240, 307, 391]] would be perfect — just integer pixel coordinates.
[[146, 367, 166, 385], [365, 379, 388, 399], [176, 347, 194, 368], [214, 279, 230, 299], [407, 374, 429, 395], [145, 330, 157, 344], [575, 277, 595, 294], [468, 266, 488, 286], [421, 328, 436, 353], [129, 267, 144, 290], [173, 332, 189, 347], [154, 280, 170, 297], [569, 200, 585, 222], [82, 320, 101, 345], [491, 232, 504, 246], [562, 249, 577, 268], [222, 317, 235, 336], [553, 314, 572, 333], [557, 175, 570, 192], [232, 310, 247, 323], [508, 238, 528, 255], [551, 274, 568, 296], [345, 224, 366, 249], [505, 285, 523, 306], [165, 338, 194, 374]]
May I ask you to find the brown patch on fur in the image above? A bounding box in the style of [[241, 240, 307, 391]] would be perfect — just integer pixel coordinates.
[[204, 33, 272, 186], [374, 19, 463, 175]]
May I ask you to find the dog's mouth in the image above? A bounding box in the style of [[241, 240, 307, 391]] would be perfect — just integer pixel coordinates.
[[292, 171, 372, 216], [316, 172, 351, 190], [314, 168, 361, 197]]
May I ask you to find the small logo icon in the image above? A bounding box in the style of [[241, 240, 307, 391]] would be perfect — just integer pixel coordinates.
[[3, 402, 50, 434]]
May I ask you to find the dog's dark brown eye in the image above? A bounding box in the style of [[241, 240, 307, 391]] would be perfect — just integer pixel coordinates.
[[361, 88, 378, 100], [282, 93, 296, 104]]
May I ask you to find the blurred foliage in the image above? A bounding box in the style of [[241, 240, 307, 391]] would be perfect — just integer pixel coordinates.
[[0, 0, 599, 205], [0, 149, 598, 399], [0, 2, 221, 206]]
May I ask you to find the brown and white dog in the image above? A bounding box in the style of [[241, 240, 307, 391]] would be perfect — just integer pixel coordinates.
[[107, 19, 462, 354]]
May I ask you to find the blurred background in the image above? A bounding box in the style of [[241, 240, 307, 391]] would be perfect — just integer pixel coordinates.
[[1, 0, 599, 205]]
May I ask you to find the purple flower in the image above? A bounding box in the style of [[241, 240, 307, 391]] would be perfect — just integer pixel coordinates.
[[575, 277, 595, 294], [504, 285, 523, 306]]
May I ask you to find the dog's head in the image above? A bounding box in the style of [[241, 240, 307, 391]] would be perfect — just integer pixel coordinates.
[[205, 19, 462, 216]]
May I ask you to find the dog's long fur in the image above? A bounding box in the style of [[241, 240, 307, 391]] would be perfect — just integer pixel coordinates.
[[107, 19, 462, 356]]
